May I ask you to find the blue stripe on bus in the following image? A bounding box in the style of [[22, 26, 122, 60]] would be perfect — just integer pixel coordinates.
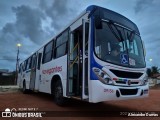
[[90, 15, 102, 80], [86, 5, 97, 12]]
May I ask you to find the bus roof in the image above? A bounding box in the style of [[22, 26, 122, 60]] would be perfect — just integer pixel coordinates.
[[86, 5, 139, 34]]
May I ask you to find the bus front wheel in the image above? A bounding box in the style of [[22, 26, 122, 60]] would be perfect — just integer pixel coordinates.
[[54, 80, 66, 106]]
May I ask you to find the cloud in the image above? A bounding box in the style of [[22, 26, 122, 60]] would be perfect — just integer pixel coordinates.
[[12, 5, 49, 45], [0, 0, 79, 70], [0, 4, 52, 70], [134, 0, 154, 13], [40, 0, 79, 32], [0, 4, 51, 47]]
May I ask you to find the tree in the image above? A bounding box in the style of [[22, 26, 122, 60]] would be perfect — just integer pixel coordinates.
[[147, 68, 152, 77], [147, 66, 159, 78], [151, 66, 159, 74]]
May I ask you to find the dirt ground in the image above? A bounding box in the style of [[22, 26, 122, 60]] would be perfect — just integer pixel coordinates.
[[0, 86, 159, 120]]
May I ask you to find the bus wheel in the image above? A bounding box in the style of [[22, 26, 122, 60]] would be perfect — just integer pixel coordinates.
[[54, 80, 66, 106], [22, 81, 27, 94]]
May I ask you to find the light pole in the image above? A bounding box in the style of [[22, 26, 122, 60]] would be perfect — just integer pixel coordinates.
[[15, 43, 22, 85]]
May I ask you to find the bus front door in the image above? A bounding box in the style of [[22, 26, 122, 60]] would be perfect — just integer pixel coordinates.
[[82, 19, 89, 99], [68, 29, 80, 97], [67, 20, 89, 100]]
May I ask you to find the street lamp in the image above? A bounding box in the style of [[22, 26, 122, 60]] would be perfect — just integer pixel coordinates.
[[149, 58, 153, 62], [17, 43, 22, 47], [15, 43, 22, 85], [17, 43, 22, 66]]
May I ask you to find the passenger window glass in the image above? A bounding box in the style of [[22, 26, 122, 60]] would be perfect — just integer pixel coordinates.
[[43, 41, 53, 63], [31, 54, 37, 68], [26, 57, 32, 70], [56, 30, 68, 47], [55, 30, 68, 58]]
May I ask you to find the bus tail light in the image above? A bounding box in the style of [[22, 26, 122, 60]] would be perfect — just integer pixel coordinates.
[[93, 67, 113, 85]]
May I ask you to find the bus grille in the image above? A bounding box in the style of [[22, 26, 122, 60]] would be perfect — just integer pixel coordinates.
[[131, 82, 139, 84], [119, 88, 138, 95], [110, 69, 143, 79], [115, 81, 140, 85], [116, 81, 126, 84]]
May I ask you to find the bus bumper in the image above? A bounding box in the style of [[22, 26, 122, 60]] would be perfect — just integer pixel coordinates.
[[89, 80, 149, 103]]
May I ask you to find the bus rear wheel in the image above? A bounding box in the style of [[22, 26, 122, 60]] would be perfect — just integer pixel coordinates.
[[54, 80, 66, 106]]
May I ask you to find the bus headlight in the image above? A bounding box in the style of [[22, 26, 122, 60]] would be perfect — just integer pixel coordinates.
[[93, 67, 113, 85], [141, 75, 148, 85]]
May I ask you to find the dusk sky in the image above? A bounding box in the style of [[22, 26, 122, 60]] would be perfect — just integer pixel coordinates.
[[0, 0, 159, 71]]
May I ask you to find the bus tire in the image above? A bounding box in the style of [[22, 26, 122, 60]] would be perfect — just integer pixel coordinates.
[[22, 81, 28, 94], [54, 80, 66, 106]]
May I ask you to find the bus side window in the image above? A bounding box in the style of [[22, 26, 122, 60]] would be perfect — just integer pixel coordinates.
[[26, 57, 32, 70], [23, 61, 27, 71], [54, 29, 68, 58], [18, 64, 21, 73], [42, 41, 53, 64], [31, 54, 37, 69], [37, 53, 42, 70]]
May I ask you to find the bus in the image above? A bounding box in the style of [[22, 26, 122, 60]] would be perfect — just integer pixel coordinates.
[[17, 5, 149, 105]]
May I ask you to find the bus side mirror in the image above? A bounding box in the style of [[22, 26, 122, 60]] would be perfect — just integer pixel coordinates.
[[142, 40, 146, 56], [95, 16, 102, 29]]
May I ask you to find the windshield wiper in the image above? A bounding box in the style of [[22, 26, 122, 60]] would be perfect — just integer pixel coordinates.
[[107, 21, 122, 42], [128, 31, 135, 42], [107, 21, 126, 51], [107, 21, 130, 65]]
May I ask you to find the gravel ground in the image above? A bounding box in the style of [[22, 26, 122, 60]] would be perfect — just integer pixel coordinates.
[[0, 85, 159, 120], [0, 85, 19, 93]]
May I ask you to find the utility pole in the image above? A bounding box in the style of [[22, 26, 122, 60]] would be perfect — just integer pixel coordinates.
[[15, 43, 21, 85]]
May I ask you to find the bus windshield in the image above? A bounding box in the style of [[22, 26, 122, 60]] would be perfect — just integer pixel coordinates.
[[95, 21, 146, 68]]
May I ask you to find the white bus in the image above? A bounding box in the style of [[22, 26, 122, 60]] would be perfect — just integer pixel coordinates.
[[17, 5, 149, 105]]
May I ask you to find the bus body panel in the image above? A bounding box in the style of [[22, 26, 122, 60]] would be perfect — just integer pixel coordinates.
[[70, 13, 89, 31], [39, 55, 67, 94], [89, 80, 148, 103]]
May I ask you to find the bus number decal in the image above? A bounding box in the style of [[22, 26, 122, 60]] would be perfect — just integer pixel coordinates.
[[104, 89, 114, 93]]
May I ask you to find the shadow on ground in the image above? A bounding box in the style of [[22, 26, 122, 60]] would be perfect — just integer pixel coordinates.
[[26, 91, 138, 112]]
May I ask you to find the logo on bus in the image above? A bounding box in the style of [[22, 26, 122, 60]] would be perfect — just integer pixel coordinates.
[[127, 80, 131, 85], [42, 66, 62, 75]]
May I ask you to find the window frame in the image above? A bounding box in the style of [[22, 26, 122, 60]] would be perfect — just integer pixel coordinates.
[[54, 29, 69, 59], [42, 40, 54, 64], [31, 53, 37, 68], [26, 57, 32, 70], [23, 61, 27, 71]]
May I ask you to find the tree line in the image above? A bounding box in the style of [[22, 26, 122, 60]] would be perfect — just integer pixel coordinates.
[[147, 66, 160, 78]]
